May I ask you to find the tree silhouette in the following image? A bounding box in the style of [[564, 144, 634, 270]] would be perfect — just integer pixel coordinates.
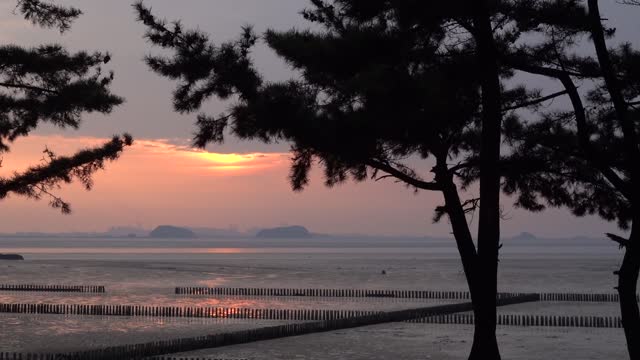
[[0, 0, 131, 213], [134, 1, 532, 358], [482, 1, 640, 358]]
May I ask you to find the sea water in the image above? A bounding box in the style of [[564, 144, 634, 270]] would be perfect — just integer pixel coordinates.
[[0, 236, 625, 355]]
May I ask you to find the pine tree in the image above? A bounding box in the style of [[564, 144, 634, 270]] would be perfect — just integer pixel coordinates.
[[135, 1, 521, 358], [477, 1, 640, 357], [0, 0, 132, 213]]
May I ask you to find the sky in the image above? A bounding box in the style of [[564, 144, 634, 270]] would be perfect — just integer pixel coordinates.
[[0, 0, 638, 237]]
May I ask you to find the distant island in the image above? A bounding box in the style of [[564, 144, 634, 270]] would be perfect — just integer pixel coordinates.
[[149, 225, 197, 239], [0, 254, 24, 260], [188, 227, 245, 238], [256, 226, 312, 239]]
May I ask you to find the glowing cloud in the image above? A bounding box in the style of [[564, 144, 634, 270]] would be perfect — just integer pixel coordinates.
[[1, 136, 289, 176]]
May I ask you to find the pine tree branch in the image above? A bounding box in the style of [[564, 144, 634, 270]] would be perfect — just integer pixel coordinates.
[[0, 135, 132, 212], [15, 0, 82, 33], [32, 184, 70, 214], [448, 161, 476, 175], [508, 60, 575, 79], [559, 74, 633, 201], [505, 56, 600, 79], [555, 72, 625, 190], [0, 82, 58, 94], [366, 159, 441, 191], [588, 0, 640, 191], [502, 90, 568, 112], [606, 232, 630, 249], [509, 61, 633, 201]]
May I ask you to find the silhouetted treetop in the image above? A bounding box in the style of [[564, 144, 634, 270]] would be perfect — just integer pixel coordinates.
[[490, 1, 640, 230], [136, 3, 260, 111], [137, 0, 622, 197], [0, 1, 131, 213], [135, 1, 498, 191]]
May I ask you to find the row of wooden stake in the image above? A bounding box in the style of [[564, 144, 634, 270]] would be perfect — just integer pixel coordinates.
[[0, 302, 620, 328], [0, 284, 636, 303], [0, 355, 246, 360], [0, 303, 378, 321], [0, 285, 104, 293], [409, 313, 623, 328], [175, 287, 639, 302], [37, 302, 487, 360], [0, 296, 538, 360]]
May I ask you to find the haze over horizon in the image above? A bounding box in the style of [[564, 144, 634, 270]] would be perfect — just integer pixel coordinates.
[[0, 224, 611, 241], [1, 0, 637, 237]]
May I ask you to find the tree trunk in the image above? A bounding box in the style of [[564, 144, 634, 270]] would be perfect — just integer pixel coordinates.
[[471, 0, 503, 359], [439, 174, 478, 288], [468, 259, 500, 360], [470, 289, 501, 360], [439, 169, 500, 360], [442, 180, 500, 360], [618, 225, 640, 360]]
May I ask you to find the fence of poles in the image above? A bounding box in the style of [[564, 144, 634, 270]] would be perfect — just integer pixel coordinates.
[[0, 285, 105, 293], [174, 287, 638, 302], [407, 313, 623, 328], [50, 299, 534, 360], [0, 294, 538, 321], [0, 356, 246, 360], [0, 296, 539, 360]]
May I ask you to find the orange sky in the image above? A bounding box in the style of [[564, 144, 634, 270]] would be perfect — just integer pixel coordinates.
[[0, 135, 447, 235]]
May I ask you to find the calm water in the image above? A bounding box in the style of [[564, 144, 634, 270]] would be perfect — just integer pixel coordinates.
[[0, 236, 625, 353], [0, 236, 620, 259]]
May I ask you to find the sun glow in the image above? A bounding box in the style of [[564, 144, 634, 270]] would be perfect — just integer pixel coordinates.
[[193, 152, 261, 165], [190, 152, 286, 172], [129, 139, 287, 173]]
